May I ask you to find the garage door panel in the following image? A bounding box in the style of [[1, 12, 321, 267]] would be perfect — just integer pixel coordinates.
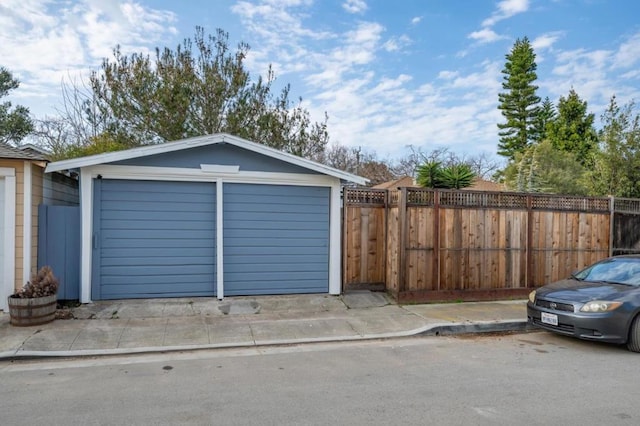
[[101, 247, 213, 258], [102, 210, 214, 221], [225, 237, 327, 248], [224, 219, 327, 231], [224, 183, 329, 295], [102, 264, 215, 276], [101, 238, 214, 249], [224, 245, 329, 256], [101, 274, 214, 286], [101, 283, 215, 298], [225, 280, 328, 296], [101, 190, 212, 203], [102, 229, 213, 240], [102, 219, 215, 231], [94, 179, 216, 300], [225, 211, 327, 223], [224, 254, 326, 267], [101, 200, 213, 213], [101, 255, 215, 267], [222, 230, 326, 240], [225, 201, 330, 213]]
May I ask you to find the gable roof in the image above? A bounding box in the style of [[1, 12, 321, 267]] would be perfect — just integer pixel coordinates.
[[463, 178, 505, 192], [45, 133, 367, 185], [372, 176, 416, 189], [0, 142, 48, 161]]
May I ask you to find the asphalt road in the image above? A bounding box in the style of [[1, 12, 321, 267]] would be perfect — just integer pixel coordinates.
[[0, 331, 638, 425]]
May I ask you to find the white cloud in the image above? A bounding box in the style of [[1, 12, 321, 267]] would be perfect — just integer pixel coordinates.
[[411, 16, 422, 25], [0, 0, 177, 106], [468, 0, 529, 46], [468, 28, 505, 44], [531, 32, 564, 51], [342, 0, 368, 14], [382, 35, 412, 52], [612, 32, 640, 69], [482, 0, 530, 27]]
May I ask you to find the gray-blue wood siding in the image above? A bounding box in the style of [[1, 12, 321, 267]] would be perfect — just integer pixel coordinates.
[[223, 183, 330, 295], [92, 179, 216, 299], [111, 143, 321, 175]]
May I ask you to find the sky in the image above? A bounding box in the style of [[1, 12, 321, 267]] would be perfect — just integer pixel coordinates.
[[2, 0, 640, 162]]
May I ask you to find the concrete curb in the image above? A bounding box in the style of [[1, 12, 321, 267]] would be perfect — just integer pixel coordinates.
[[0, 320, 531, 361]]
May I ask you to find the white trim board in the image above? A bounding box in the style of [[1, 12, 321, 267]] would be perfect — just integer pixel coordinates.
[[86, 165, 338, 186], [23, 161, 32, 285], [0, 168, 16, 311]]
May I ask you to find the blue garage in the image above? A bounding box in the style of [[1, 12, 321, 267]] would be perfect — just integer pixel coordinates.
[[45, 134, 365, 302]]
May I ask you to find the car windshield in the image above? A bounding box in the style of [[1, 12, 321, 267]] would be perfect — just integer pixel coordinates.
[[574, 258, 640, 286]]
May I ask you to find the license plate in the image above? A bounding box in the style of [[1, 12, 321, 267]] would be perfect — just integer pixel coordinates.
[[541, 312, 558, 326]]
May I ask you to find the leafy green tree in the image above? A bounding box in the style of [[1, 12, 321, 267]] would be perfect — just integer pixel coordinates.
[[87, 27, 328, 158], [497, 37, 541, 160], [416, 161, 476, 189], [532, 96, 556, 143], [0, 67, 33, 145], [503, 139, 588, 195], [546, 89, 597, 165], [587, 96, 640, 197]]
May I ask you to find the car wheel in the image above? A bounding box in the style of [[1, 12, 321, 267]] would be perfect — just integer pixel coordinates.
[[628, 315, 640, 353]]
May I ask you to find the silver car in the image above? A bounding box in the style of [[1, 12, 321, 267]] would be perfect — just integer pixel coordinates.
[[527, 255, 640, 352]]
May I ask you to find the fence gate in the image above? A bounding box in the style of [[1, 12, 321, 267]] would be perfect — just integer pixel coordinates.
[[38, 205, 80, 300]]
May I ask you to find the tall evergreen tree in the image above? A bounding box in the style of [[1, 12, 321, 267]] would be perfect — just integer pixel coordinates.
[[587, 96, 640, 197], [532, 96, 556, 143], [497, 37, 541, 160], [546, 89, 597, 165]]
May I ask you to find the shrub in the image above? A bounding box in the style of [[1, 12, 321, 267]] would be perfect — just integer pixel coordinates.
[[14, 266, 59, 298]]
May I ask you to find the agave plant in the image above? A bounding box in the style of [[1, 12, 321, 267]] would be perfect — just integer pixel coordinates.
[[416, 161, 476, 189], [438, 164, 476, 189], [416, 160, 443, 188]]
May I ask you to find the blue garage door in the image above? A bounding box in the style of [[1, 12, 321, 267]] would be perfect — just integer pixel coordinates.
[[223, 183, 330, 295], [92, 179, 216, 300]]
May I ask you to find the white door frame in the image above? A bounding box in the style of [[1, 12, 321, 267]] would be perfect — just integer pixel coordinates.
[[0, 167, 16, 311]]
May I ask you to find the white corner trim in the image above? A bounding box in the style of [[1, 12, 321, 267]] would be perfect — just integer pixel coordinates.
[[23, 161, 32, 285], [329, 182, 342, 295], [201, 164, 239, 174], [80, 169, 93, 303], [216, 178, 224, 300], [0, 169, 16, 311]]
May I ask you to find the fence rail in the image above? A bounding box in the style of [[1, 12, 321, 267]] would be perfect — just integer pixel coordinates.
[[343, 188, 638, 303]]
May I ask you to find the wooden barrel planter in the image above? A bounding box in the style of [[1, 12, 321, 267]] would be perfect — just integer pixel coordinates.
[[7, 294, 57, 326]]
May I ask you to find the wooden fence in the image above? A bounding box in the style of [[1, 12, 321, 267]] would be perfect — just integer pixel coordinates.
[[342, 187, 635, 303]]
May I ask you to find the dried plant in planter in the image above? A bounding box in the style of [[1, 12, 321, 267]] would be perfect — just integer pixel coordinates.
[[14, 266, 59, 298]]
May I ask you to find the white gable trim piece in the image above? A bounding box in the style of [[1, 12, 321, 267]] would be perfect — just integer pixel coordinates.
[[0, 167, 16, 311], [45, 133, 367, 185]]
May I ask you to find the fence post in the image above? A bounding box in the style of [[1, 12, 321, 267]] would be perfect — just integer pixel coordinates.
[[433, 190, 440, 292], [398, 187, 408, 294], [609, 195, 614, 257], [526, 194, 533, 288], [383, 189, 389, 291]]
